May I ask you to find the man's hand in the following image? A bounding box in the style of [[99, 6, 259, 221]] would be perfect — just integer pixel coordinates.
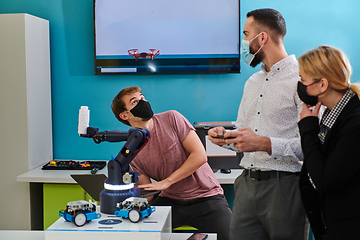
[[300, 102, 321, 120], [224, 127, 271, 154], [138, 179, 171, 191], [208, 126, 227, 146]]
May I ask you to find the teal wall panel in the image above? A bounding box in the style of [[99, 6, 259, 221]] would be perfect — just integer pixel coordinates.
[[1, 0, 359, 160]]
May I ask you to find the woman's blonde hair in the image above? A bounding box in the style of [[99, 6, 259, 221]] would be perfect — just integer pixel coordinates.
[[298, 45, 360, 98]]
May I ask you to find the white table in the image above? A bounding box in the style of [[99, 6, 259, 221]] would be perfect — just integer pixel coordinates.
[[17, 162, 243, 185], [0, 231, 216, 240], [17, 161, 108, 183], [213, 169, 243, 184], [46, 206, 172, 240]]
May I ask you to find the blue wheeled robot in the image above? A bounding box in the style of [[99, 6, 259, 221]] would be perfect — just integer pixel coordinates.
[[115, 197, 155, 223], [59, 200, 101, 227]]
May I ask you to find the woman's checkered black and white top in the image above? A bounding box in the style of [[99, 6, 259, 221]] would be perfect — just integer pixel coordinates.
[[318, 88, 354, 144]]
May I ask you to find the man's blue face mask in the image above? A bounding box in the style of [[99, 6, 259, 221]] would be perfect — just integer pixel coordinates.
[[240, 32, 263, 66]]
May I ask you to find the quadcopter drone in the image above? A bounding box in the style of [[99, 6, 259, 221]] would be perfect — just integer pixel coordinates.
[[128, 49, 160, 60]]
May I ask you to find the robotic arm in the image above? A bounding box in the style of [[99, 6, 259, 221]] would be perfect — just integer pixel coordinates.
[[82, 126, 150, 183], [81, 126, 150, 214]]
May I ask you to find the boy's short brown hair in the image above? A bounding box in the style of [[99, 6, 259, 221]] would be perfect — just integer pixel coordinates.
[[111, 86, 142, 126]]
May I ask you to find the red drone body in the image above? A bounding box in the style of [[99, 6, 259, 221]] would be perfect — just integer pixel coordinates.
[[128, 49, 160, 60]]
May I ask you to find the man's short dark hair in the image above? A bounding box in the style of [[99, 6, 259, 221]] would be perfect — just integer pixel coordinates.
[[247, 8, 286, 43]]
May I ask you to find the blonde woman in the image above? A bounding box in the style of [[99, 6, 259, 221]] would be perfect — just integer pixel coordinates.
[[297, 45, 360, 240]]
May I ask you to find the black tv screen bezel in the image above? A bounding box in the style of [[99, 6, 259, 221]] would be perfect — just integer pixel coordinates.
[[93, 0, 241, 75]]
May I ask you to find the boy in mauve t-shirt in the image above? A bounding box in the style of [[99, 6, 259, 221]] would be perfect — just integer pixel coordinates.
[[111, 86, 232, 240]]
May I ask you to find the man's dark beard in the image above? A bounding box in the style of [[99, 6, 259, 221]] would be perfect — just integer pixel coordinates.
[[250, 50, 264, 67], [249, 42, 264, 68]]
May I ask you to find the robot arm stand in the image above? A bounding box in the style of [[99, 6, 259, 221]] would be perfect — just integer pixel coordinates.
[[108, 129, 150, 185]]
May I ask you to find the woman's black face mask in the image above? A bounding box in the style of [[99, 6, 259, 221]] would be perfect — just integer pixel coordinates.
[[130, 99, 154, 120], [297, 80, 320, 106]]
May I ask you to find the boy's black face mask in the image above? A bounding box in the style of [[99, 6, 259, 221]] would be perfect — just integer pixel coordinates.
[[297, 81, 319, 106], [130, 99, 154, 119]]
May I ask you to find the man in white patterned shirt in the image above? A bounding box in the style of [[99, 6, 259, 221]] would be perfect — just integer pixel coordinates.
[[208, 8, 308, 240]]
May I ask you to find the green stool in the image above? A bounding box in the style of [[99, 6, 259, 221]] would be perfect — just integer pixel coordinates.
[[173, 225, 199, 233]]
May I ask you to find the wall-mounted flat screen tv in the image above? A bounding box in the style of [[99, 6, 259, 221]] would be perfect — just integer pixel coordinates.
[[94, 0, 240, 74]]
